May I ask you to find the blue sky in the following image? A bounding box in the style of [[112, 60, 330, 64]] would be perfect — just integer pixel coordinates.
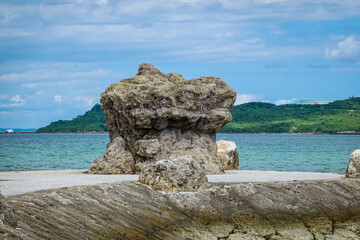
[[0, 0, 360, 128]]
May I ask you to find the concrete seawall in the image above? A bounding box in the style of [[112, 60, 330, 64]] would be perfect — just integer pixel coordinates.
[[0, 170, 342, 197], [1, 175, 360, 239]]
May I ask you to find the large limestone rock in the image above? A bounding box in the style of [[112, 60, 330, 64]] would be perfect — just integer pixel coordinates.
[[345, 149, 360, 178], [139, 156, 208, 192], [89, 63, 236, 174], [217, 140, 239, 170]]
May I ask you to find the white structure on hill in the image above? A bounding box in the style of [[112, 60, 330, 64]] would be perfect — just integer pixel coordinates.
[[300, 100, 334, 105]]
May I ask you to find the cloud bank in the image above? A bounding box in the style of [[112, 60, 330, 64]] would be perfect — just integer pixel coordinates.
[[235, 94, 266, 105], [0, 0, 360, 127], [325, 36, 360, 62]]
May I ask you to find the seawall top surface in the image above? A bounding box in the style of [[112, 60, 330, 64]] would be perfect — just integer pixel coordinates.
[[0, 169, 343, 197]]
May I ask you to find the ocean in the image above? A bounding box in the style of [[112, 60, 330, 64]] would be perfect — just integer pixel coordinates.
[[0, 133, 359, 173]]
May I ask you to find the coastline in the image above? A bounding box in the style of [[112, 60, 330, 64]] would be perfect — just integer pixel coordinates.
[[0, 131, 108, 134], [1, 131, 359, 135], [219, 132, 360, 135]]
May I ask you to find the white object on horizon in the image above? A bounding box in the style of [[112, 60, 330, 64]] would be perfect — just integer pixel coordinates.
[[300, 100, 334, 105], [6, 129, 14, 133]]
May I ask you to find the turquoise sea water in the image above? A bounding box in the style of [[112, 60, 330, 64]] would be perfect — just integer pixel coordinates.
[[0, 133, 359, 173]]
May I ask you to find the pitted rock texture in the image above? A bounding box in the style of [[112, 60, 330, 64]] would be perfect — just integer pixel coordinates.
[[2, 179, 360, 239], [89, 63, 236, 174], [0, 192, 17, 229], [88, 137, 134, 174], [217, 140, 239, 170], [139, 156, 208, 192], [346, 149, 360, 178]]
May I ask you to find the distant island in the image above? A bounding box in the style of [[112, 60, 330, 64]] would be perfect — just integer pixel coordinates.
[[36, 97, 360, 134]]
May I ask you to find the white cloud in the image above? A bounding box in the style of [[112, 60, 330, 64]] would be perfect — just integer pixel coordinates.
[[0, 70, 58, 82], [324, 36, 360, 62], [67, 69, 114, 78], [218, 0, 360, 20], [275, 98, 298, 105], [306, 62, 330, 68], [0, 94, 25, 108], [95, 0, 108, 6], [245, 38, 261, 44], [0, 28, 35, 38], [271, 30, 284, 35], [21, 83, 38, 88], [0, 103, 22, 108], [0, 1, 334, 62], [74, 96, 95, 107], [11, 94, 23, 103], [235, 94, 264, 105], [214, 32, 234, 38], [54, 95, 63, 103], [21, 79, 87, 89]]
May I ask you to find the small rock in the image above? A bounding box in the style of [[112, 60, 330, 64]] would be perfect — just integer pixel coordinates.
[[345, 149, 360, 178], [135, 139, 160, 159], [217, 140, 239, 170], [139, 156, 208, 192]]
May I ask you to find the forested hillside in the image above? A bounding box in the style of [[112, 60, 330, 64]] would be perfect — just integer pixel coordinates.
[[36, 97, 360, 133], [220, 97, 360, 133], [36, 104, 107, 133]]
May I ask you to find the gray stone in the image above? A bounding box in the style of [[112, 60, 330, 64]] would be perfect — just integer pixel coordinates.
[[325, 228, 360, 239], [228, 232, 265, 240], [231, 212, 276, 238], [88, 136, 134, 174], [345, 149, 360, 178], [139, 155, 208, 192], [135, 139, 160, 159], [206, 221, 234, 238], [0, 191, 17, 228], [270, 217, 313, 240], [303, 217, 333, 235], [217, 140, 239, 170], [89, 63, 236, 174]]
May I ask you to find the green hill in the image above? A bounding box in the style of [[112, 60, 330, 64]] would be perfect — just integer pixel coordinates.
[[220, 97, 360, 133], [36, 97, 360, 133], [36, 104, 107, 133]]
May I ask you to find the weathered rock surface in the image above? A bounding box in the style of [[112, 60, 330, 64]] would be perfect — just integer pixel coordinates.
[[2, 178, 360, 239], [346, 149, 360, 178], [217, 140, 239, 170], [0, 191, 17, 229], [89, 63, 236, 174], [88, 137, 134, 174], [139, 156, 208, 192]]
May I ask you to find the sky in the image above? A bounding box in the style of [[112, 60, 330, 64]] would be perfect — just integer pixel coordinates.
[[0, 0, 360, 128]]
